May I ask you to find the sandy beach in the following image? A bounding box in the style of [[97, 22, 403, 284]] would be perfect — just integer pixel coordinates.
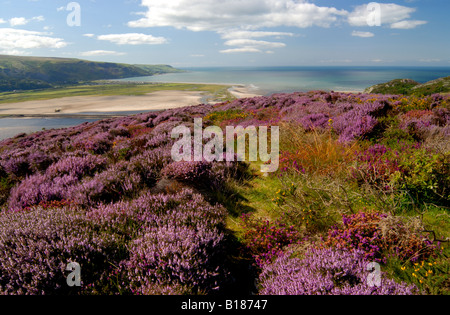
[[0, 87, 262, 117], [0, 91, 205, 116], [228, 85, 263, 99]]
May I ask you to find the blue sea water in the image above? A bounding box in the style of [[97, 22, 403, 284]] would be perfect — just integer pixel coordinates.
[[118, 66, 450, 95], [1, 66, 450, 141], [0, 117, 99, 141]]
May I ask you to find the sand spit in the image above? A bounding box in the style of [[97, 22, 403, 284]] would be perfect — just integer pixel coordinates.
[[0, 91, 208, 116], [0, 86, 265, 117]]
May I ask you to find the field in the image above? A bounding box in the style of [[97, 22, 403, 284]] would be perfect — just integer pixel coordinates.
[[0, 90, 449, 295]]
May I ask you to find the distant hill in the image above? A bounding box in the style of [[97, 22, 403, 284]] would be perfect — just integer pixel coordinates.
[[0, 55, 183, 92], [365, 76, 450, 96]]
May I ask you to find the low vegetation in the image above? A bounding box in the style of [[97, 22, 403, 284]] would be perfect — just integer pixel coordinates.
[[365, 76, 450, 95], [0, 90, 448, 295]]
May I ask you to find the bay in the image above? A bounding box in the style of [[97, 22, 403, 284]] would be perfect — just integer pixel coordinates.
[[116, 66, 450, 95], [2, 66, 450, 141], [0, 117, 99, 141]]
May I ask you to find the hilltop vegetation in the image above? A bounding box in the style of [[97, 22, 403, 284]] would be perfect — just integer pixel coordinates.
[[365, 76, 450, 96], [0, 90, 448, 295], [0, 55, 183, 92]]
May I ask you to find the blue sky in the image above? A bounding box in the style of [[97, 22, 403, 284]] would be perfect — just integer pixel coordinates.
[[0, 0, 449, 67]]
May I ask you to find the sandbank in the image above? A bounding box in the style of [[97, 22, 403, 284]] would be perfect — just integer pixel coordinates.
[[0, 87, 262, 117], [0, 91, 206, 116], [228, 86, 263, 99]]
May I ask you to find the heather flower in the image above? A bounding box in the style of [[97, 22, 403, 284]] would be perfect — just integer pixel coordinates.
[[0, 206, 124, 295], [323, 212, 438, 263], [258, 247, 419, 295], [46, 154, 108, 179]]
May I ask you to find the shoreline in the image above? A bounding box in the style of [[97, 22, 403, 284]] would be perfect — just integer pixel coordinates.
[[0, 90, 208, 117], [0, 85, 365, 120], [0, 85, 263, 118]]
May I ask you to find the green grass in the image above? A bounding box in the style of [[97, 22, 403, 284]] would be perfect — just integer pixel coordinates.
[[0, 83, 236, 105], [365, 76, 450, 96], [214, 107, 450, 294]]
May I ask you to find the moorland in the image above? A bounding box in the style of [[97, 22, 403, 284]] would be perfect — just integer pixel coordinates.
[[0, 82, 448, 295]]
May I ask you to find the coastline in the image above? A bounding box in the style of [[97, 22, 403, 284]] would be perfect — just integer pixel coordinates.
[[0, 85, 263, 118], [0, 90, 209, 117]]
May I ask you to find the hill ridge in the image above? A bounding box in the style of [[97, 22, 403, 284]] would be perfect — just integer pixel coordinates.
[[0, 55, 183, 92], [364, 76, 450, 95]]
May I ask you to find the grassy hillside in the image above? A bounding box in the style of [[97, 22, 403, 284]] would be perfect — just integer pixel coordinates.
[[0, 55, 183, 92], [411, 76, 450, 95], [365, 76, 450, 96]]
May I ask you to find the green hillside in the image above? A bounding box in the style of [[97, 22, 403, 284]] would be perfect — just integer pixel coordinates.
[[365, 76, 450, 96], [0, 55, 183, 92]]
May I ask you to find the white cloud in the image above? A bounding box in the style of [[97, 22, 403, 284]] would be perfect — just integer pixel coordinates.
[[97, 33, 167, 45], [220, 30, 295, 40], [33, 16, 45, 22], [418, 58, 441, 63], [220, 47, 263, 54], [390, 20, 427, 29], [0, 18, 6, 24], [128, 0, 427, 54], [218, 30, 293, 54], [224, 39, 286, 48], [0, 28, 67, 54], [83, 34, 95, 38], [80, 50, 126, 57], [9, 16, 45, 27], [9, 17, 28, 27], [128, 0, 347, 31], [348, 3, 415, 26], [0, 49, 31, 56], [348, 3, 426, 29], [352, 30, 375, 38]]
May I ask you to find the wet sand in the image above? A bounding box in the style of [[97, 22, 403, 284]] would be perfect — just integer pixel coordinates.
[[0, 87, 262, 117], [0, 91, 206, 116]]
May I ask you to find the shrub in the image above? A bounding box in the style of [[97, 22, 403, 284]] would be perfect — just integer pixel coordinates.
[[240, 214, 301, 267], [352, 144, 401, 186], [279, 123, 357, 176], [7, 173, 79, 211], [89, 189, 229, 295], [161, 158, 248, 191], [72, 161, 143, 207], [323, 212, 438, 263], [391, 148, 450, 207], [352, 143, 449, 207], [46, 154, 108, 179], [0, 206, 125, 295], [258, 247, 419, 295], [1, 156, 31, 179], [122, 224, 226, 295]]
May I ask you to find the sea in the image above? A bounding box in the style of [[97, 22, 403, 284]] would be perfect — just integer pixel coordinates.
[[1, 66, 450, 141]]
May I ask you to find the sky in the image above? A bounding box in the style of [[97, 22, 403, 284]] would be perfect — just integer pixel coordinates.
[[0, 0, 449, 67]]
